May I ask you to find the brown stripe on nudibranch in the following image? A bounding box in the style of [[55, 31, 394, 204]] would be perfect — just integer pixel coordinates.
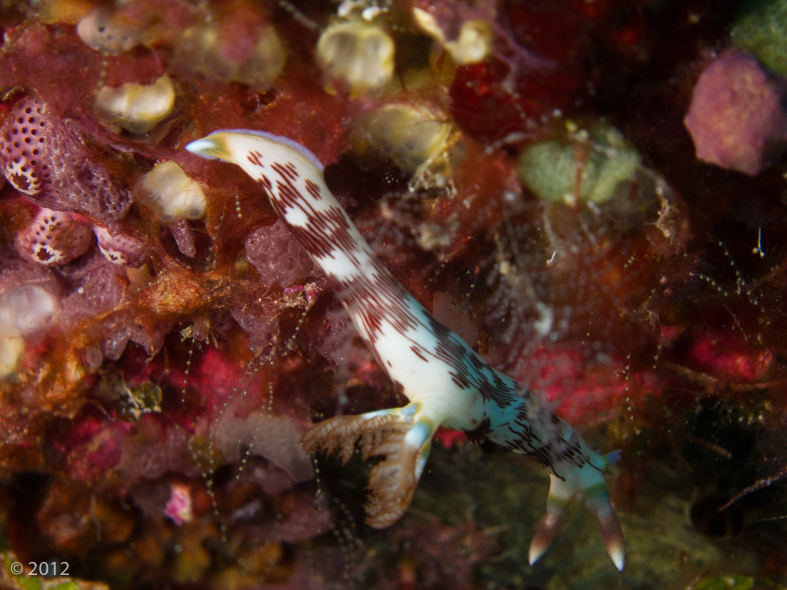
[[464, 416, 491, 445], [185, 130, 627, 572], [247, 150, 265, 168], [304, 178, 323, 201], [271, 160, 299, 181], [410, 345, 429, 362]]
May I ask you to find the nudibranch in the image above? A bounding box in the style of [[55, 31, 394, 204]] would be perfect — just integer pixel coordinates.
[[186, 130, 626, 570]]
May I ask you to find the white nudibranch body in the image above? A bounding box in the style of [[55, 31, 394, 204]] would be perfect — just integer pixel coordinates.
[[94, 75, 176, 134], [186, 130, 626, 571], [133, 161, 207, 224]]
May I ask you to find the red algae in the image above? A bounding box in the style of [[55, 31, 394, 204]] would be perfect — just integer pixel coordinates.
[[0, 1, 786, 589]]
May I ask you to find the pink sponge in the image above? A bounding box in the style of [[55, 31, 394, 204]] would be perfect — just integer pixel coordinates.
[[15, 207, 92, 266], [244, 219, 318, 287], [1, 95, 50, 195], [684, 50, 787, 175], [1, 94, 131, 220]]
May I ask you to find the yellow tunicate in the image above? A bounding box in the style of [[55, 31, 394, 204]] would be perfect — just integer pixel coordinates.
[[316, 19, 395, 97], [356, 104, 455, 174], [0, 330, 24, 380], [36, 0, 93, 25], [413, 9, 492, 65], [446, 20, 493, 65], [94, 75, 176, 134], [133, 161, 207, 224], [174, 22, 286, 89]]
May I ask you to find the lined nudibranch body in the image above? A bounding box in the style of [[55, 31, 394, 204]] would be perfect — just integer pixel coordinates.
[[186, 130, 626, 570]]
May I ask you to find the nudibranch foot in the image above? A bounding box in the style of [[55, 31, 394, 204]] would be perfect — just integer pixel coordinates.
[[301, 410, 400, 465], [186, 129, 626, 570], [301, 407, 434, 528]]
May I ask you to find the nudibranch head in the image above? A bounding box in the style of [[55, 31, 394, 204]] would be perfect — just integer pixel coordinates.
[[187, 130, 325, 173]]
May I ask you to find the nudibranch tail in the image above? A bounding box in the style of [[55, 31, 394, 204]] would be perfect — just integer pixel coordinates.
[[529, 455, 626, 571], [186, 130, 625, 570]]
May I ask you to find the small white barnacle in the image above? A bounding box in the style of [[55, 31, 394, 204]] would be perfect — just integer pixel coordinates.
[[316, 17, 395, 96], [94, 75, 176, 134], [133, 161, 207, 224]]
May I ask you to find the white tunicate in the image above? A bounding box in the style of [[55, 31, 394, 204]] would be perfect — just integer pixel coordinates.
[[85, 346, 104, 369], [0, 286, 59, 337], [94, 75, 176, 134], [448, 20, 493, 65], [517, 122, 642, 205], [0, 285, 58, 379], [77, 8, 141, 54], [133, 161, 207, 223]]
